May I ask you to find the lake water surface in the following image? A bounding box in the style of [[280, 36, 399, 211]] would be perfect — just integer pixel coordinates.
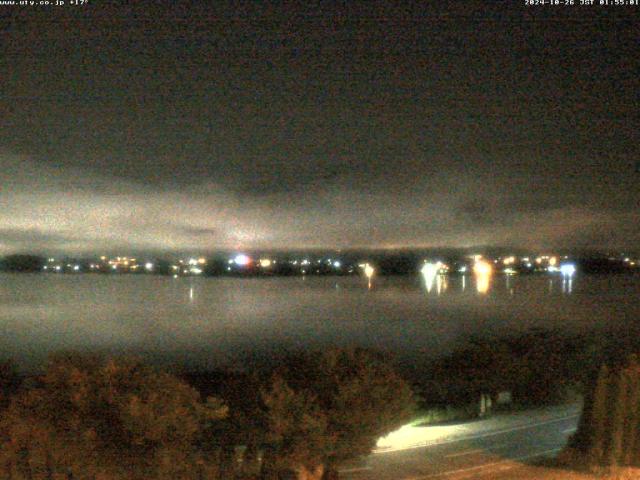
[[1, 272, 639, 372]]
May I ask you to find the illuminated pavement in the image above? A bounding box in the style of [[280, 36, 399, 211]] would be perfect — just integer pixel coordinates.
[[340, 404, 581, 479]]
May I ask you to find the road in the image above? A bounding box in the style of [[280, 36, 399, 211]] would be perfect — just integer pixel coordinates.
[[340, 404, 581, 480]]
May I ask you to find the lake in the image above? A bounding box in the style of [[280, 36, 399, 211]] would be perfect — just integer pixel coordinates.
[[1, 272, 639, 373]]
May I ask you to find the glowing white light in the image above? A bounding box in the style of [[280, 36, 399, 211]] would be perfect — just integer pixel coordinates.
[[376, 421, 477, 453], [73, 265, 80, 271], [173, 274, 178, 279], [504, 267, 517, 275], [43, 266, 48, 270], [458, 266, 467, 273], [190, 267, 202, 274], [333, 261, 341, 268], [55, 266, 61, 271], [421, 263, 438, 293], [145, 262, 154, 271], [560, 263, 576, 277], [364, 264, 375, 279], [234, 254, 251, 266], [547, 265, 559, 273], [421, 262, 441, 281], [188, 258, 198, 266]]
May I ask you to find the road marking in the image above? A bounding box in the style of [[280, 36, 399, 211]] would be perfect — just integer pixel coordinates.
[[445, 448, 483, 458], [407, 447, 562, 479], [374, 414, 579, 454]]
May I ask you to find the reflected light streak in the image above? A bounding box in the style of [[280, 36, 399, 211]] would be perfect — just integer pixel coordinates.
[[420, 262, 442, 294], [473, 259, 493, 294], [363, 263, 375, 289], [562, 277, 573, 294]]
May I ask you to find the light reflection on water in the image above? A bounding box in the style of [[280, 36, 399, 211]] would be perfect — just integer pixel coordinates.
[[0, 272, 639, 372]]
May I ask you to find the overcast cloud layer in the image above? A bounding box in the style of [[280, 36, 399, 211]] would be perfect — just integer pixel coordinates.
[[0, 2, 638, 254]]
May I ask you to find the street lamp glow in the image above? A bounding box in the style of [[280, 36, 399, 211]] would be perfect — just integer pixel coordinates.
[[259, 258, 272, 268], [145, 262, 154, 271], [364, 263, 375, 279], [333, 261, 341, 268], [560, 263, 576, 277], [473, 259, 492, 276]]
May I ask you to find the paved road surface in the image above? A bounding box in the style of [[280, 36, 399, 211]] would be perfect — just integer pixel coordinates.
[[340, 404, 581, 480]]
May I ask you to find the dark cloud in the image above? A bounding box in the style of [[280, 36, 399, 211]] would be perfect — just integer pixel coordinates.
[[0, 3, 638, 254]]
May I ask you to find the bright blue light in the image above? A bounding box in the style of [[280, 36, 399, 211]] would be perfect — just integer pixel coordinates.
[[560, 263, 576, 276], [234, 254, 251, 266]]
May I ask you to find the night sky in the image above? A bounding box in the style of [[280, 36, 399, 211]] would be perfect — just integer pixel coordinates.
[[1, 1, 638, 254]]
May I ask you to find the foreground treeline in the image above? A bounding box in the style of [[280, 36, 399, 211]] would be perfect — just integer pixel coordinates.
[[565, 353, 640, 470], [0, 349, 416, 480], [419, 328, 605, 409]]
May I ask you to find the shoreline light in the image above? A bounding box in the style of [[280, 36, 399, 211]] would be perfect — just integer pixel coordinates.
[[259, 258, 272, 268], [234, 254, 251, 266], [473, 259, 493, 294], [560, 263, 576, 277]]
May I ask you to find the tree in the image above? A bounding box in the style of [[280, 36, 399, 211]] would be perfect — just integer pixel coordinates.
[[0, 360, 20, 411], [0, 255, 44, 273], [0, 353, 227, 479], [257, 348, 416, 480], [570, 354, 640, 468]]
